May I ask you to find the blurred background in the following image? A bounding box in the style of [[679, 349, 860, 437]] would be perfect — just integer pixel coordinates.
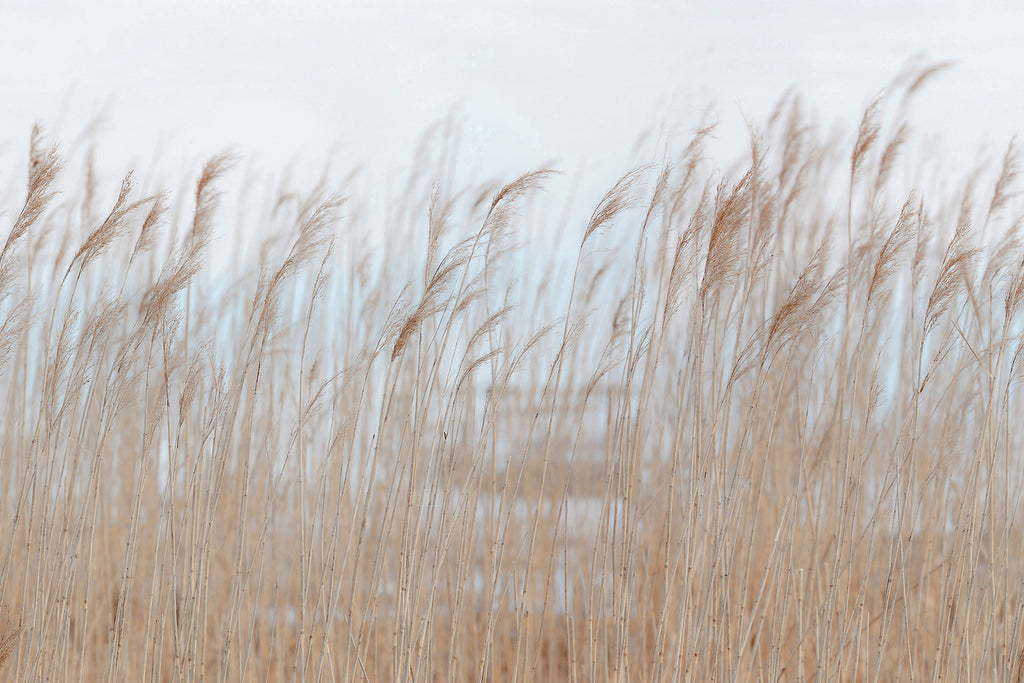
[[0, 0, 1019, 231]]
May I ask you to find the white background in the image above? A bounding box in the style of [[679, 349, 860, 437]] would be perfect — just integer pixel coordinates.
[[1, 0, 1020, 222]]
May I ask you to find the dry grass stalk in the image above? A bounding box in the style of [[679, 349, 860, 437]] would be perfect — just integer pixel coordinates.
[[0, 604, 19, 671], [3, 84, 1024, 682]]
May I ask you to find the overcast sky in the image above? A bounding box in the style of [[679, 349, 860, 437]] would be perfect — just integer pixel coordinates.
[[1, 0, 1021, 220]]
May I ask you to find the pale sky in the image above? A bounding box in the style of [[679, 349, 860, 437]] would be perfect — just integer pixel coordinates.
[[1, 0, 1021, 221]]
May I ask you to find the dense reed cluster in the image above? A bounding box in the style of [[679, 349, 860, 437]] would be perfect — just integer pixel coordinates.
[[3, 76, 1024, 681]]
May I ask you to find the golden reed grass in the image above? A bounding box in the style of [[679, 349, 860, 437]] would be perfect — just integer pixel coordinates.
[[3, 72, 1024, 681]]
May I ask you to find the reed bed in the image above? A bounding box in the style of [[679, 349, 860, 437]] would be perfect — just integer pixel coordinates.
[[2, 77, 1024, 681]]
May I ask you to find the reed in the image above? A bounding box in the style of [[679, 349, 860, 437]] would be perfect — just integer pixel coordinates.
[[1, 74, 1024, 681]]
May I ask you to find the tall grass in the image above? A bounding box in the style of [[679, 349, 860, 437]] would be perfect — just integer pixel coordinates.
[[3, 77, 1024, 681]]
